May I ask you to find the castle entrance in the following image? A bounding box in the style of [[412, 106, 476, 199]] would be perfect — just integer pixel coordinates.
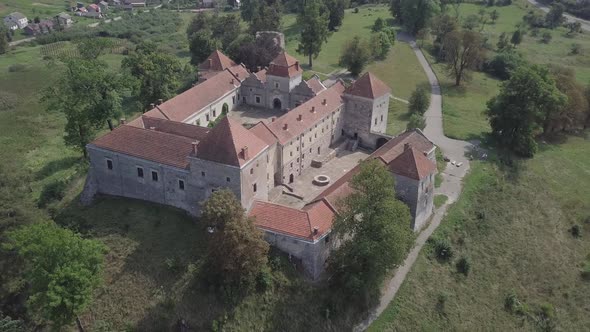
[[273, 98, 282, 110]]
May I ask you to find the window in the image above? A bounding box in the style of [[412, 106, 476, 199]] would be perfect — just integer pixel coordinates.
[[151, 171, 158, 182], [290, 162, 293, 168], [242, 96, 246, 103], [314, 133, 317, 138], [137, 167, 144, 178], [253, 183, 257, 192], [226, 177, 231, 182], [255, 96, 261, 104], [302, 154, 305, 159], [106, 159, 113, 170], [374, 118, 378, 125], [290, 151, 293, 157], [266, 155, 269, 163], [297, 158, 299, 162], [309, 148, 312, 153], [381, 114, 384, 122], [317, 147, 321, 155], [274, 82, 279, 89], [309, 137, 312, 143], [232, 96, 235, 104], [250, 168, 254, 175], [213, 110, 216, 117], [178, 179, 185, 190], [206, 114, 210, 122], [201, 171, 206, 177]]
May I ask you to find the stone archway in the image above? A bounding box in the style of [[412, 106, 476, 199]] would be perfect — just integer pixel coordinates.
[[376, 137, 388, 149], [222, 103, 229, 115], [273, 98, 282, 110]]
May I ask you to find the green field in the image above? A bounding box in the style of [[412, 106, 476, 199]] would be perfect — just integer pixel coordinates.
[[0, 0, 66, 18], [370, 137, 590, 331]]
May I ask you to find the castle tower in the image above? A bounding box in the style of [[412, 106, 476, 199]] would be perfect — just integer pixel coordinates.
[[342, 72, 391, 149], [265, 51, 303, 110]]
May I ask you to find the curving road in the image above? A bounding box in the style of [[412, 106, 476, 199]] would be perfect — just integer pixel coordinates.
[[526, 0, 590, 32], [354, 33, 476, 331]]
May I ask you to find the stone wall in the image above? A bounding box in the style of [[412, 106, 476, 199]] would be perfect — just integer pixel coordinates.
[[393, 171, 435, 231], [184, 88, 239, 127], [342, 93, 391, 150]]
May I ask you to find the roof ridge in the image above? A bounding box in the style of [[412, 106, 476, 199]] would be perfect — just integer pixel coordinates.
[[122, 123, 197, 141]]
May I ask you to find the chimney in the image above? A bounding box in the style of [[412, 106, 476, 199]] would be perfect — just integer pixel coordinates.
[[241, 146, 249, 160], [283, 123, 288, 130], [271, 117, 276, 122], [404, 143, 411, 151], [157, 99, 163, 105], [120, 118, 126, 125], [192, 142, 198, 155], [322, 98, 327, 106], [149, 103, 155, 109], [311, 106, 315, 113], [313, 227, 318, 235], [297, 114, 303, 121]]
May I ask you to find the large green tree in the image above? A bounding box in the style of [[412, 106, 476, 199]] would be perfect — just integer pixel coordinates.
[[486, 65, 567, 157], [188, 30, 221, 66], [442, 30, 486, 86], [242, 0, 282, 33], [328, 160, 414, 308], [545, 65, 590, 133], [202, 190, 269, 291], [122, 42, 183, 108], [545, 3, 565, 28], [400, 0, 440, 34], [297, 0, 330, 68], [409, 86, 430, 115], [339, 36, 371, 76], [325, 0, 348, 31], [42, 59, 127, 157], [5, 222, 105, 330]]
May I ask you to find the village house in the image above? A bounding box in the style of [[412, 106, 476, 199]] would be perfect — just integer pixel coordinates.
[[55, 13, 73, 29], [3, 12, 28, 30], [82, 50, 437, 279]]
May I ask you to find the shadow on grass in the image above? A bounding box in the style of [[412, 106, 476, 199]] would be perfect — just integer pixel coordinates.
[[34, 156, 81, 181]]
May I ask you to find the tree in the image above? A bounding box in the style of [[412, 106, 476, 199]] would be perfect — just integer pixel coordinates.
[[389, 0, 402, 22], [76, 38, 114, 60], [545, 3, 565, 29], [0, 27, 8, 55], [486, 65, 567, 156], [407, 113, 426, 130], [430, 14, 458, 58], [325, 0, 347, 31], [229, 33, 282, 72], [34, 16, 41, 23], [566, 22, 582, 35], [328, 160, 414, 307], [544, 65, 590, 133], [5, 222, 105, 330], [510, 29, 522, 47], [400, 0, 440, 34], [296, 0, 329, 68], [443, 30, 486, 86], [462, 14, 480, 30], [339, 36, 371, 77], [373, 17, 385, 32], [202, 190, 269, 291], [41, 59, 127, 157], [490, 9, 499, 23], [497, 32, 510, 51], [542, 31, 552, 43], [409, 86, 430, 115], [186, 13, 241, 51], [246, 0, 282, 33], [122, 42, 183, 108], [188, 30, 221, 66], [370, 32, 392, 60], [485, 51, 527, 80]]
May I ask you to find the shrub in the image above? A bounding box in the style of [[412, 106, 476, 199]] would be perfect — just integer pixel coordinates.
[[165, 256, 183, 272], [37, 179, 68, 207], [505, 291, 523, 313], [408, 86, 430, 115], [570, 43, 582, 55], [431, 237, 454, 262], [485, 51, 527, 80], [435, 292, 448, 314], [456, 256, 471, 276], [541, 32, 552, 44], [372, 17, 385, 32], [353, 8, 359, 14], [256, 267, 273, 291], [0, 91, 18, 112], [8, 64, 26, 72], [581, 261, 590, 280], [571, 224, 581, 237], [407, 113, 426, 130]]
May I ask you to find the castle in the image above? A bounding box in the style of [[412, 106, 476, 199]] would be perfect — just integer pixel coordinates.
[[82, 50, 437, 279]]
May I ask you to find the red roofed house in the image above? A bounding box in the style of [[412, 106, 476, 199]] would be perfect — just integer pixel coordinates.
[[82, 48, 438, 280]]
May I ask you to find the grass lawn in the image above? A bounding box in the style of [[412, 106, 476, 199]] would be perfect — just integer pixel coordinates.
[[283, 5, 391, 74], [0, 0, 66, 19], [369, 136, 590, 331], [366, 41, 429, 100], [420, 0, 590, 141], [386, 98, 410, 136], [433, 194, 448, 209]]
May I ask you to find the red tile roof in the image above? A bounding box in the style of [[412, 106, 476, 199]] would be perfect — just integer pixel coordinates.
[[228, 64, 249, 82], [267, 52, 302, 78], [388, 147, 436, 180], [266, 81, 346, 145], [249, 121, 278, 146], [199, 50, 236, 72], [128, 115, 210, 141], [90, 125, 195, 169], [306, 76, 326, 95], [196, 117, 268, 167], [254, 68, 267, 83], [372, 130, 434, 164], [345, 72, 391, 99], [249, 199, 335, 240], [143, 70, 240, 122]]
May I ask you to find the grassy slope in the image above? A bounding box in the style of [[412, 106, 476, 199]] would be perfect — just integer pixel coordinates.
[[370, 137, 590, 331], [427, 0, 590, 141], [0, 0, 65, 18]]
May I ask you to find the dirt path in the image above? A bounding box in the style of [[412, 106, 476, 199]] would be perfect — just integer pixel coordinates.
[[353, 33, 476, 332]]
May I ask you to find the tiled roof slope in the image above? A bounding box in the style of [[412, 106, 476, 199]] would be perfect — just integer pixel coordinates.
[[344, 72, 391, 99], [249, 200, 335, 240], [228, 64, 249, 81], [196, 117, 268, 167], [267, 52, 302, 78], [128, 115, 210, 141], [266, 81, 346, 145], [372, 130, 434, 164], [90, 125, 195, 169], [388, 147, 437, 180], [199, 50, 236, 72], [306, 76, 326, 95], [249, 121, 278, 146], [143, 70, 240, 122]]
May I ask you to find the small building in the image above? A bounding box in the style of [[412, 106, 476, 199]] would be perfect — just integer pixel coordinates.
[[4, 12, 28, 30], [38, 20, 55, 34], [99, 1, 109, 11], [55, 12, 73, 28], [24, 24, 41, 36]]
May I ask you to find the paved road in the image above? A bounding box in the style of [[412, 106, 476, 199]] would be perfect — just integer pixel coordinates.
[[354, 33, 475, 332], [526, 0, 590, 32]]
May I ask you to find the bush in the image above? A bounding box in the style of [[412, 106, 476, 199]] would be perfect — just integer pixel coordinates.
[[408, 86, 430, 115], [505, 291, 525, 314], [570, 43, 582, 55], [353, 7, 359, 13], [37, 179, 68, 207], [581, 261, 590, 280], [431, 237, 454, 262], [256, 267, 273, 291], [7, 64, 26, 72], [0, 91, 18, 112], [541, 32, 552, 43], [484, 51, 527, 80], [571, 224, 581, 237], [456, 256, 471, 276], [407, 113, 426, 130]]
